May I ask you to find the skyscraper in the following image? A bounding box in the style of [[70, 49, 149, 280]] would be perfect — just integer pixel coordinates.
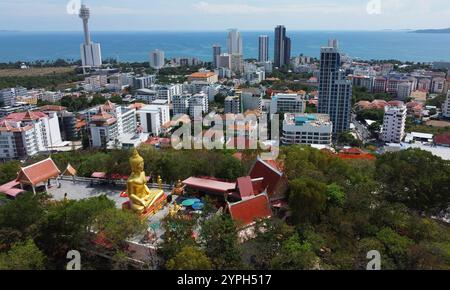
[[258, 35, 269, 62], [274, 25, 291, 68], [227, 29, 243, 56], [318, 40, 352, 135], [79, 4, 102, 68], [212, 44, 221, 68], [150, 49, 165, 69]]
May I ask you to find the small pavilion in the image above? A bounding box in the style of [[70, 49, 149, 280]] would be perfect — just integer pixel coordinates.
[[16, 158, 61, 194]]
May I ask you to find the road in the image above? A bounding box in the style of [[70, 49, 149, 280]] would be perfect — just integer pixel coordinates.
[[352, 113, 372, 142]]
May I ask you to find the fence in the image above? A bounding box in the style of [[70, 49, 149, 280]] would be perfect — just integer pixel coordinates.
[[58, 175, 174, 191]]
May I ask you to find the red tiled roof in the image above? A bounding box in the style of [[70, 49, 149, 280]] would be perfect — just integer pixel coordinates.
[[183, 177, 236, 194], [341, 147, 364, 155], [435, 134, 450, 146], [237, 176, 254, 199], [5, 111, 47, 122], [0, 180, 25, 198], [249, 158, 283, 195], [228, 194, 272, 227], [17, 158, 61, 186]]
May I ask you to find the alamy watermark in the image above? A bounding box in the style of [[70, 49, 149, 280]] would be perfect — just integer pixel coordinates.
[[66, 250, 81, 270], [366, 0, 382, 15], [171, 111, 280, 161]]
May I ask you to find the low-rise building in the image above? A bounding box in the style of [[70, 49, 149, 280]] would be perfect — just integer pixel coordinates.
[[281, 113, 333, 146], [188, 71, 218, 84], [381, 102, 407, 143], [270, 93, 306, 115]]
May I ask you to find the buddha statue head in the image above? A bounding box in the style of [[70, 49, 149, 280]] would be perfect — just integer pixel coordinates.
[[130, 149, 145, 174]]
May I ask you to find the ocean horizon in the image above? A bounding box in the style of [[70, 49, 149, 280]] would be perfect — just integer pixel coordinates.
[[0, 30, 449, 63]]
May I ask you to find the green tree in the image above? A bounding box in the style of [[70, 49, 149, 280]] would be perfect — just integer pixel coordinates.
[[159, 214, 198, 261], [166, 246, 212, 270], [326, 183, 346, 207], [269, 233, 317, 270], [376, 149, 450, 214], [0, 161, 21, 184], [92, 208, 146, 250], [200, 215, 243, 270], [289, 178, 327, 223], [0, 239, 45, 270]]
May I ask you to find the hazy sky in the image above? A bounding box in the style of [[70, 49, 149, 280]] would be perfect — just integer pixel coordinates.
[[1, 0, 450, 31]]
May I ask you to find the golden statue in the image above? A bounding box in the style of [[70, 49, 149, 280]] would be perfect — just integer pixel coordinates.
[[172, 179, 185, 196], [168, 202, 182, 217], [126, 149, 165, 214], [157, 175, 163, 190]]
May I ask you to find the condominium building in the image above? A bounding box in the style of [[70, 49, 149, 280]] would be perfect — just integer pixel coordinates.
[[133, 75, 156, 89], [240, 88, 263, 112], [282, 113, 333, 146], [217, 53, 232, 70], [443, 91, 450, 118], [0, 110, 63, 160], [258, 35, 269, 62], [150, 49, 165, 69], [270, 94, 306, 115], [212, 44, 221, 68], [88, 101, 137, 148], [137, 100, 170, 136], [173, 94, 191, 116], [189, 93, 209, 119], [381, 103, 407, 143], [0, 89, 16, 107], [135, 89, 158, 104], [274, 25, 291, 68], [224, 96, 241, 114], [155, 84, 183, 104], [227, 29, 243, 56], [318, 43, 352, 135]]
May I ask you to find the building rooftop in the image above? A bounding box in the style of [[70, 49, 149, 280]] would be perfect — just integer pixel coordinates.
[[284, 113, 331, 127], [228, 194, 272, 227], [17, 158, 61, 186]]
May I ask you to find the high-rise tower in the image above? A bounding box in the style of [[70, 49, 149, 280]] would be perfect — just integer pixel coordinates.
[[79, 4, 102, 68], [274, 25, 291, 68], [258, 35, 269, 62], [318, 40, 352, 135]]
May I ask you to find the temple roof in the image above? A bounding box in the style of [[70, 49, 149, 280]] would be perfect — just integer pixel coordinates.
[[17, 158, 61, 186]]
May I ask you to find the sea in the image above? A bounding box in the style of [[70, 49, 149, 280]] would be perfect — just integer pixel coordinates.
[[0, 30, 449, 63]]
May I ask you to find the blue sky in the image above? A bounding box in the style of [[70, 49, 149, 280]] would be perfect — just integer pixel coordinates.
[[1, 0, 450, 31]]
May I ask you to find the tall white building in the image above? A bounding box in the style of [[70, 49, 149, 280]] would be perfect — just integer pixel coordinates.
[[443, 90, 450, 118], [189, 93, 209, 119], [227, 29, 243, 56], [282, 114, 333, 146], [150, 49, 165, 69], [79, 5, 102, 68], [381, 103, 407, 143], [138, 100, 170, 136], [0, 111, 63, 160], [88, 101, 137, 148], [270, 94, 306, 115]]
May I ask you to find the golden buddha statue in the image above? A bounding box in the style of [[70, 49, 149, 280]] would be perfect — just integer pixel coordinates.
[[126, 149, 165, 214]]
